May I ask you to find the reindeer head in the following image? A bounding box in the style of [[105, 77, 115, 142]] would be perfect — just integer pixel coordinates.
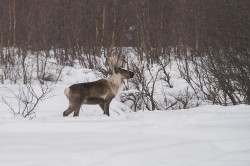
[[108, 54, 134, 79], [114, 66, 134, 79], [108, 53, 134, 79]]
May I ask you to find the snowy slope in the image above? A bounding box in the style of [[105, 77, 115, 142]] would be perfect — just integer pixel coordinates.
[[1, 105, 250, 166]]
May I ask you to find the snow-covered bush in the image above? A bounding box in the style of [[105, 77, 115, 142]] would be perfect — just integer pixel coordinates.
[[119, 53, 201, 111], [1, 82, 53, 119], [1, 46, 248, 116], [175, 51, 249, 106]]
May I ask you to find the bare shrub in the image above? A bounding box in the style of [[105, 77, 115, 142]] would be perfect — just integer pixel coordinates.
[[121, 61, 162, 111], [165, 87, 200, 110], [174, 48, 249, 106], [1, 82, 53, 119], [0, 65, 4, 84], [2, 48, 22, 84], [159, 57, 173, 88]]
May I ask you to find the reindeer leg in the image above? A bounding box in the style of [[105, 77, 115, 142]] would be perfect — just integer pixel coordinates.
[[73, 105, 81, 117], [63, 105, 75, 116], [104, 102, 110, 116], [104, 97, 113, 116], [98, 99, 106, 114]]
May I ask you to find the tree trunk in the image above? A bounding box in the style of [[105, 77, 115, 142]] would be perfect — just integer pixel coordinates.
[[102, 3, 106, 48]]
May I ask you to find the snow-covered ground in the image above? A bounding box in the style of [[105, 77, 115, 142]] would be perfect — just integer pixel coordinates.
[[1, 56, 250, 166], [1, 104, 250, 166]]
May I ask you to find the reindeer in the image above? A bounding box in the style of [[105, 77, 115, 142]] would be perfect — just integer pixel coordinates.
[[63, 56, 134, 117]]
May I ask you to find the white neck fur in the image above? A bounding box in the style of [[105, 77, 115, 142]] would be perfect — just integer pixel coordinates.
[[109, 73, 124, 97]]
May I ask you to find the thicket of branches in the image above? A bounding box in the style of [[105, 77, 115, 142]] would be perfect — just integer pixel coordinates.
[[0, 0, 250, 106]]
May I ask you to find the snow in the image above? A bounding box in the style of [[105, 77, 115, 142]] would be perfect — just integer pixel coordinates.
[[1, 99, 250, 166], [1, 56, 250, 166]]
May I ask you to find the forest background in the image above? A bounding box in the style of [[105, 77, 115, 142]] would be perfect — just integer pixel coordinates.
[[0, 0, 249, 111]]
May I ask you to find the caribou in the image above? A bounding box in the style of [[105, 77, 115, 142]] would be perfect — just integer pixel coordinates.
[[63, 57, 134, 117]]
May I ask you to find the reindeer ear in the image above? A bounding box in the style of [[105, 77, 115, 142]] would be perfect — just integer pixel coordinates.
[[114, 66, 119, 73]]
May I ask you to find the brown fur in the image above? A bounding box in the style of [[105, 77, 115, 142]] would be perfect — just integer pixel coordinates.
[[63, 67, 134, 117]]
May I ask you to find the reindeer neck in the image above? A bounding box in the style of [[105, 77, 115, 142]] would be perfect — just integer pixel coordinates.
[[109, 73, 122, 86], [109, 73, 124, 96]]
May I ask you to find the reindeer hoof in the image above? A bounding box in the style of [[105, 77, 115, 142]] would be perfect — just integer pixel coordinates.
[[63, 111, 68, 117]]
